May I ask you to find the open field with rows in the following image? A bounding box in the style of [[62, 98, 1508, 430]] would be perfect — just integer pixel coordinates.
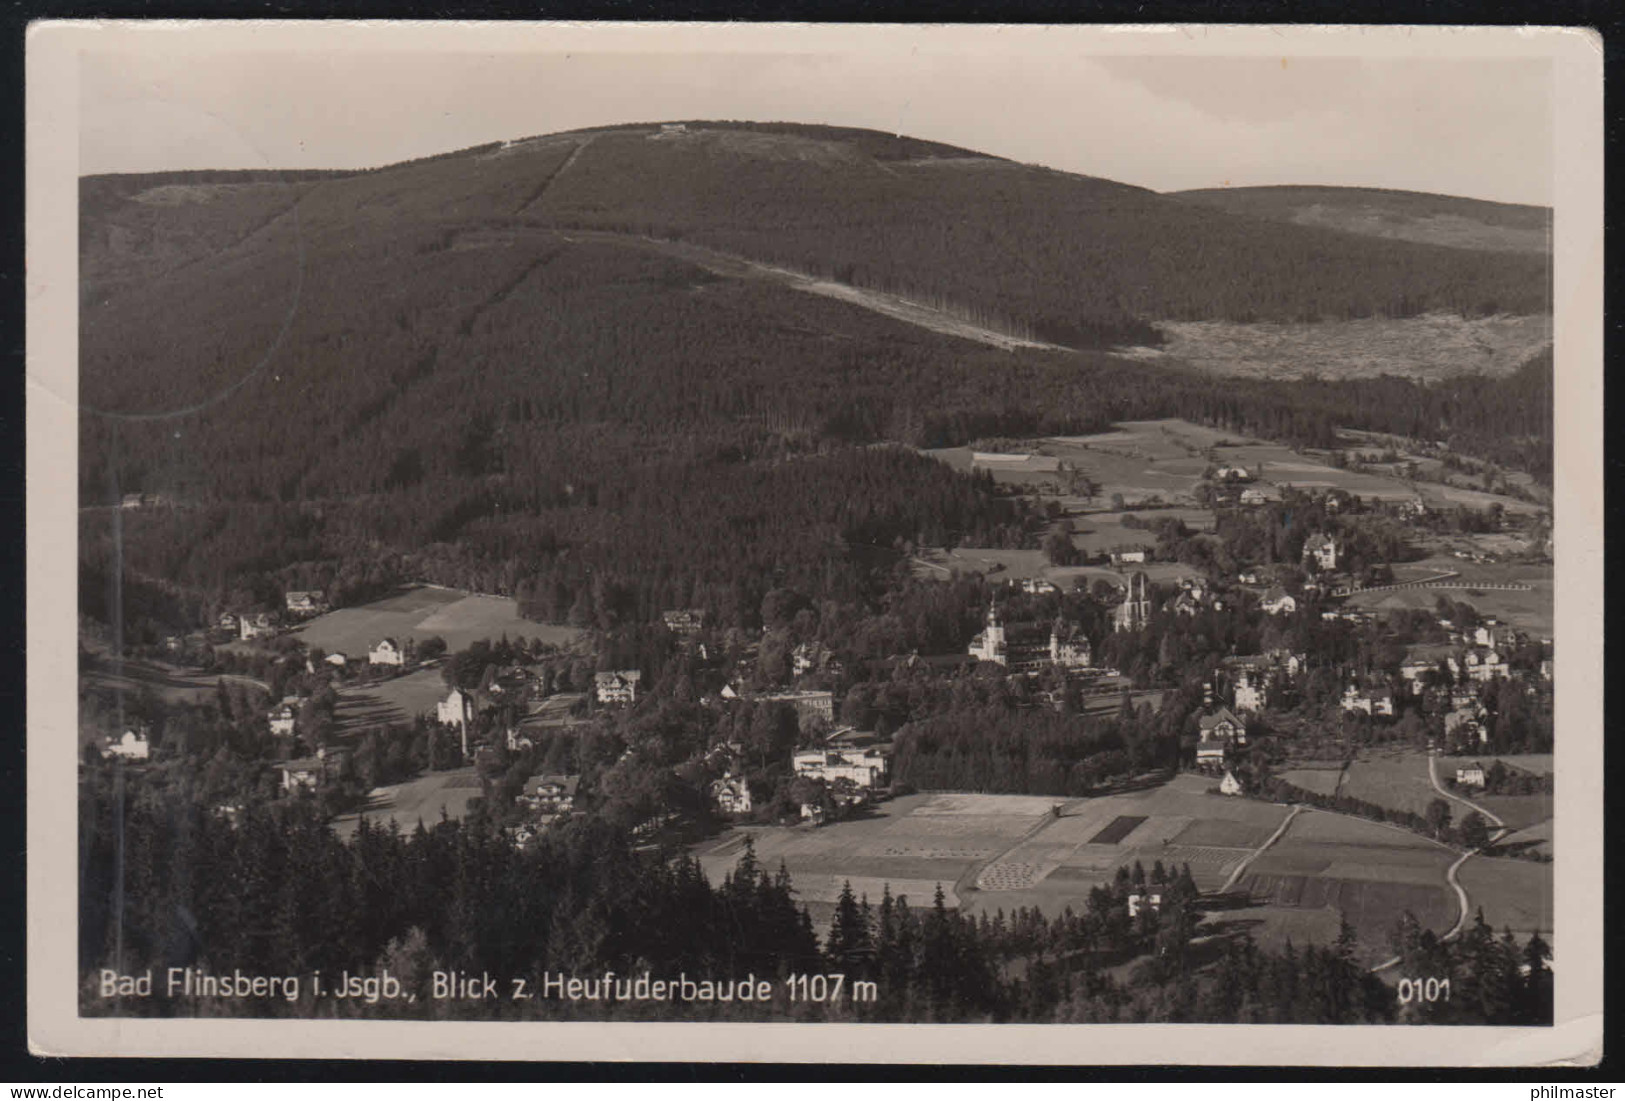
[[936, 419, 1542, 525], [692, 792, 1056, 911], [1277, 763, 1346, 798], [1341, 750, 1556, 837], [334, 666, 451, 732], [694, 777, 1298, 926], [931, 548, 1197, 588], [1230, 809, 1458, 967], [694, 775, 1540, 967], [1475, 794, 1556, 833], [1339, 753, 1444, 820], [296, 585, 582, 659], [1494, 819, 1553, 859]]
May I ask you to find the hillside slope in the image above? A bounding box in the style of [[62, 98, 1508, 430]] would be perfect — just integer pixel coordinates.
[[83, 123, 1549, 345], [1170, 185, 1552, 256], [78, 123, 1553, 624]]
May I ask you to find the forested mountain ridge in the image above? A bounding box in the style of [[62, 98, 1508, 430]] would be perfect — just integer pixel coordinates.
[[83, 121, 1548, 340], [80, 122, 1553, 628]]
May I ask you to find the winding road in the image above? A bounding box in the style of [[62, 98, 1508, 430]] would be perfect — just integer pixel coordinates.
[[1368, 754, 1509, 972]]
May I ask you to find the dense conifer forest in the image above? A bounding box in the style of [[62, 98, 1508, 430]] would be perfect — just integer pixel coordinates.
[[79, 754, 1549, 1025]]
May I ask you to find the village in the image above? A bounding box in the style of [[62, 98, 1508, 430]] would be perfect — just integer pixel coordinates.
[[88, 418, 1554, 975]]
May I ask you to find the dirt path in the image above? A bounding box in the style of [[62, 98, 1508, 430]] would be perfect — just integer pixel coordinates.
[[513, 135, 595, 215], [1369, 756, 1506, 972], [1218, 804, 1302, 893], [1427, 753, 1509, 837], [955, 797, 1083, 900], [556, 229, 1072, 354]]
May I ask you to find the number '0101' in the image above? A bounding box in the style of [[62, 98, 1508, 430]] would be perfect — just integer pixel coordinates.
[[1397, 977, 1450, 1004]]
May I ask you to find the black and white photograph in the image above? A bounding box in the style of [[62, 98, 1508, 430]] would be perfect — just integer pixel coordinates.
[[26, 21, 1604, 1064]]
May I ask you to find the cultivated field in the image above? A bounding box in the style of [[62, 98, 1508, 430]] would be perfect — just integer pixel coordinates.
[[694, 774, 1485, 965], [692, 792, 1056, 913], [1344, 557, 1554, 637], [1277, 763, 1346, 798], [695, 776, 1297, 925], [333, 666, 451, 732], [296, 585, 582, 657], [332, 766, 483, 839], [1230, 809, 1458, 967], [1475, 794, 1556, 833], [1437, 754, 1553, 777], [1494, 819, 1553, 859], [1455, 856, 1554, 939], [932, 548, 1196, 589], [1339, 753, 1444, 820], [1133, 312, 1551, 383], [925, 419, 1542, 565]]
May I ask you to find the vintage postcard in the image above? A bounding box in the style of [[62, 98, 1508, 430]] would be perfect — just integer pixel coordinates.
[[26, 22, 1604, 1064]]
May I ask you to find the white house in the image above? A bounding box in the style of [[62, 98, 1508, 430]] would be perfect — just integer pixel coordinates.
[[102, 728, 151, 761], [711, 775, 753, 815], [793, 641, 840, 677], [1110, 549, 1148, 566], [793, 745, 889, 789], [1369, 688, 1396, 717], [594, 670, 642, 705], [1455, 763, 1487, 788], [1261, 587, 1297, 616], [1233, 669, 1267, 713], [267, 697, 301, 737], [239, 613, 276, 641], [520, 774, 579, 816], [1472, 621, 1518, 649], [1219, 770, 1244, 796], [662, 609, 704, 636], [369, 638, 405, 666], [1463, 648, 1509, 682], [1341, 685, 1395, 717], [1127, 893, 1162, 918], [1302, 533, 1339, 571], [1401, 649, 1460, 694], [1049, 619, 1092, 669], [285, 590, 329, 616]]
